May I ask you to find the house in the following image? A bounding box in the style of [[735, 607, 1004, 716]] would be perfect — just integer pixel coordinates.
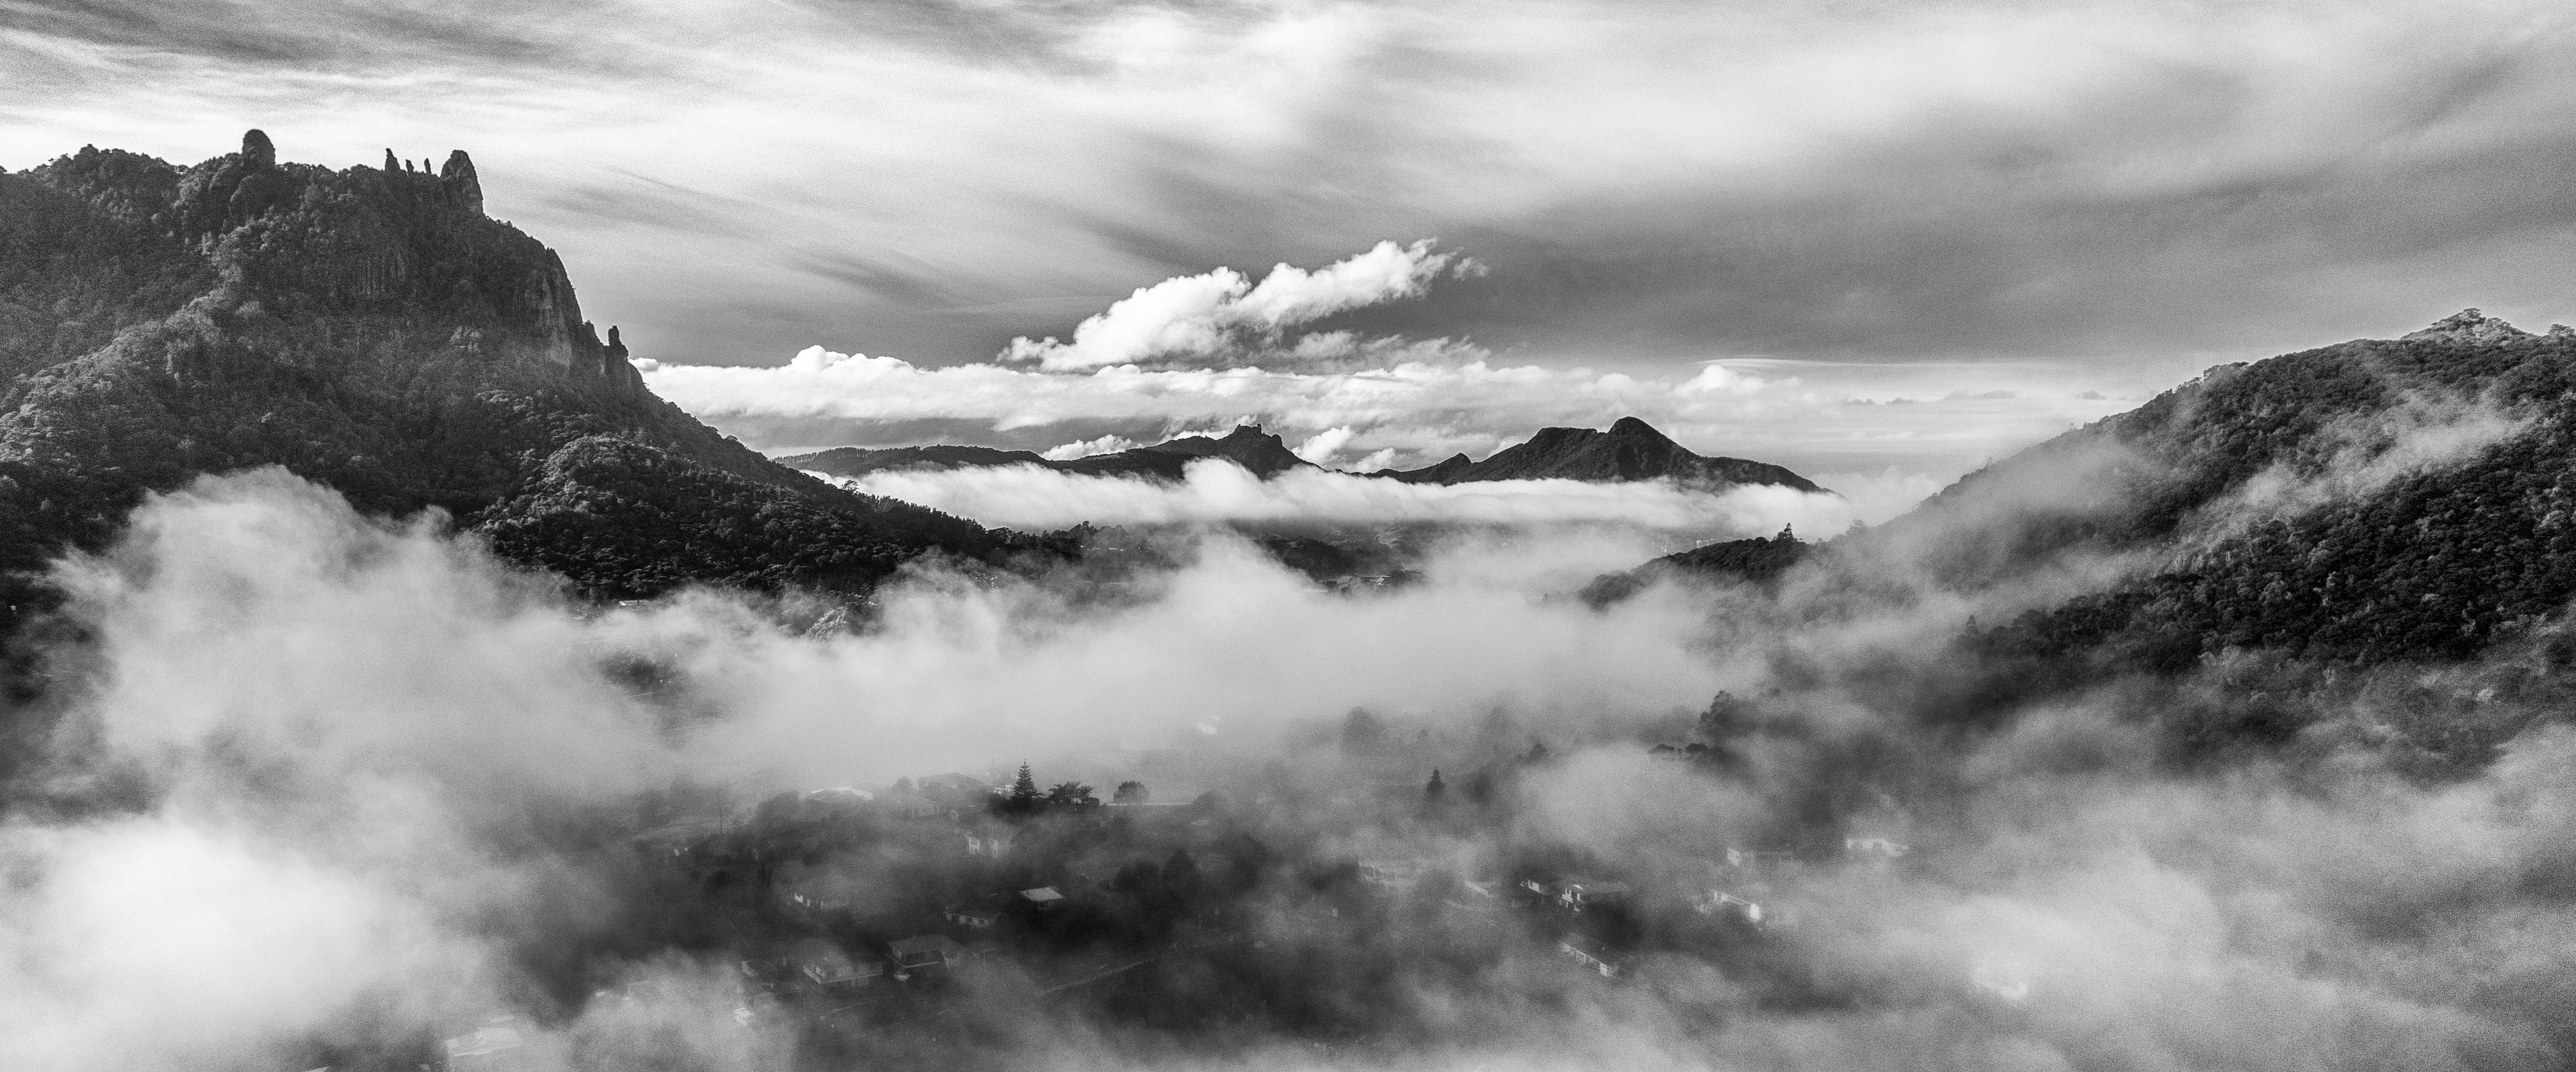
[[880, 792, 942, 819], [1358, 859, 1428, 892], [1724, 848, 1798, 870], [1553, 879, 1631, 912], [918, 772, 994, 794], [964, 825, 1016, 858], [1018, 886, 1065, 908], [1692, 890, 1766, 926], [1557, 937, 1621, 978], [732, 991, 781, 1028], [788, 938, 883, 989], [1443, 878, 1504, 914], [803, 786, 873, 805], [886, 934, 970, 977], [944, 903, 1000, 928], [441, 1016, 531, 1071], [1844, 837, 1911, 863]]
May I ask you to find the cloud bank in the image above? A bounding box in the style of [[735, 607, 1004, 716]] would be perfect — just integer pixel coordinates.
[[9, 462, 2576, 1068], [816, 457, 1893, 535]]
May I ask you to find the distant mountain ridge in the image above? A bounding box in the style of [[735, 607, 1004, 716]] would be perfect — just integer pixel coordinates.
[[1368, 416, 1823, 490], [787, 417, 1823, 493], [784, 425, 1318, 483], [0, 130, 1021, 620]]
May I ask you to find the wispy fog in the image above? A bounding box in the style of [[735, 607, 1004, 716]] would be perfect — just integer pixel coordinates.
[[6, 464, 2575, 1070], [810, 458, 1901, 534]]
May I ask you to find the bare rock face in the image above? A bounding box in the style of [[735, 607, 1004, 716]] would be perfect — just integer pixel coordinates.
[[240, 128, 276, 168], [438, 149, 483, 215], [2403, 308, 2532, 345]]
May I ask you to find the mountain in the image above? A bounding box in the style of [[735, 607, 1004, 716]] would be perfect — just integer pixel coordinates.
[[788, 417, 1821, 492], [1369, 417, 1823, 491], [0, 130, 1020, 620], [1618, 309, 2576, 670], [784, 425, 1318, 483]]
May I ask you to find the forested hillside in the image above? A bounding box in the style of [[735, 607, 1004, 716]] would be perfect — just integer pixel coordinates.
[[1629, 310, 2576, 671]]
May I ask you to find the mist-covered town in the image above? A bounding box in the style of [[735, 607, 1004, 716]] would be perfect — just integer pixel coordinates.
[[475, 698, 1917, 1069]]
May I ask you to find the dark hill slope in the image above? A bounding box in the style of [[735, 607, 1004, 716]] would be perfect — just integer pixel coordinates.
[[778, 445, 1052, 479], [1372, 417, 1822, 491], [0, 131, 1007, 615], [1632, 310, 2576, 667], [1581, 528, 1812, 605], [784, 425, 1317, 483], [1983, 315, 2576, 666]]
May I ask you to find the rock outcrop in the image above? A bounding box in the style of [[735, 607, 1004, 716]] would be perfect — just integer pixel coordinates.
[[0, 129, 1017, 623], [2401, 308, 2531, 346]]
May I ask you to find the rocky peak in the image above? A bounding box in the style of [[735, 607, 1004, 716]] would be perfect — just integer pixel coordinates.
[[438, 149, 483, 214], [240, 129, 276, 169], [1606, 415, 1668, 439], [2403, 309, 2532, 345]]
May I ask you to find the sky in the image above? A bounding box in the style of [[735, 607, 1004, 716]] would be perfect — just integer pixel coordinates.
[[4, 0, 2574, 479]]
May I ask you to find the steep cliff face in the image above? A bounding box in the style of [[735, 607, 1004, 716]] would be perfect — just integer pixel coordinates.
[[0, 130, 1007, 619]]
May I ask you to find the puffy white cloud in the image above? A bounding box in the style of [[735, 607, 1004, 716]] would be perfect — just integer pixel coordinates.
[[1292, 425, 1359, 465], [1041, 433, 1143, 461], [1001, 240, 1464, 371]]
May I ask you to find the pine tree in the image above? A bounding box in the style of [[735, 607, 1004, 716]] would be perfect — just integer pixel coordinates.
[[1425, 768, 1447, 800], [1007, 762, 1040, 813]]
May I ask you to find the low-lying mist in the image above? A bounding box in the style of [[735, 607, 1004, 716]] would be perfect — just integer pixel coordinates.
[[815, 458, 1915, 535], [4, 466, 2573, 1071]]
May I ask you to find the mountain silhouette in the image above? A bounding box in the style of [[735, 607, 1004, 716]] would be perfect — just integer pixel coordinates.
[[1368, 416, 1822, 490], [789, 417, 1819, 491]]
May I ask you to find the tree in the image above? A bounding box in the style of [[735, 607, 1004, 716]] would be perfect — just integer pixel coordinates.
[[1424, 768, 1446, 800], [1045, 781, 1098, 808], [1005, 762, 1040, 814], [1112, 780, 1149, 805], [1340, 708, 1386, 754]]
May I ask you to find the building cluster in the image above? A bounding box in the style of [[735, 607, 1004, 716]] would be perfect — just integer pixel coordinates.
[[1354, 830, 1915, 980]]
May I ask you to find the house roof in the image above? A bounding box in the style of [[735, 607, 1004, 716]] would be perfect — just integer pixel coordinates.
[[919, 772, 993, 792], [1019, 886, 1065, 902], [786, 937, 854, 971], [443, 1023, 526, 1058], [889, 935, 967, 956]]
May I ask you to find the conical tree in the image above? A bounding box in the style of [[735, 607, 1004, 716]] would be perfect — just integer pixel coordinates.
[[1007, 762, 1040, 814], [1425, 768, 1447, 800]]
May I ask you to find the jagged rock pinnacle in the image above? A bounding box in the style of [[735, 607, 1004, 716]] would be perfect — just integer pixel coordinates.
[[240, 129, 275, 169], [383, 148, 398, 172], [439, 150, 483, 215]]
